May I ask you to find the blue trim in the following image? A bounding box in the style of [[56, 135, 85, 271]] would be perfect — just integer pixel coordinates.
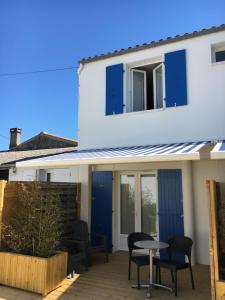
[[91, 171, 113, 252], [158, 169, 185, 262], [165, 49, 187, 107], [106, 64, 124, 115]]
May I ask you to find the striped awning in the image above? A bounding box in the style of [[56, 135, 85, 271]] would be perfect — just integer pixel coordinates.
[[16, 141, 208, 168], [211, 141, 225, 159]]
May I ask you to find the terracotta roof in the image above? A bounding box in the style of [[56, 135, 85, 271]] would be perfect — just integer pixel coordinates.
[[79, 24, 225, 64]]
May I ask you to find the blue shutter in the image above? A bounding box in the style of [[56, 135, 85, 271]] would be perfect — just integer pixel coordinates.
[[91, 171, 113, 252], [158, 169, 185, 262], [106, 64, 123, 115], [165, 49, 187, 107]]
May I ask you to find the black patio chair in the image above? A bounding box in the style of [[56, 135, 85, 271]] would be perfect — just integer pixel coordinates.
[[128, 232, 156, 289], [71, 220, 108, 265], [57, 238, 88, 277], [155, 236, 195, 297]]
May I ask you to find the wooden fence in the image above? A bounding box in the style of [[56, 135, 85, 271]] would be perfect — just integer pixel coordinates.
[[0, 180, 81, 245], [207, 180, 225, 300]]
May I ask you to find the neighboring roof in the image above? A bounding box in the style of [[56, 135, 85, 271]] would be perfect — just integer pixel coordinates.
[[16, 141, 208, 168], [0, 147, 77, 168], [11, 131, 77, 151], [211, 141, 225, 159], [79, 24, 225, 64]]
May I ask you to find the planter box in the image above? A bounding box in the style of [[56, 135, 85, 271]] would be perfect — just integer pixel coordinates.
[[0, 251, 68, 296]]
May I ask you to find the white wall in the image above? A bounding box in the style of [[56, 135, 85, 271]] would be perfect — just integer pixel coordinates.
[[78, 31, 225, 150], [9, 167, 80, 183], [9, 168, 37, 181], [192, 159, 225, 265]]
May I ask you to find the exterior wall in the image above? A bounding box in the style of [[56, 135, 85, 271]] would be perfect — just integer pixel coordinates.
[[9, 167, 80, 182], [9, 168, 38, 181], [192, 159, 225, 265], [78, 31, 225, 150]]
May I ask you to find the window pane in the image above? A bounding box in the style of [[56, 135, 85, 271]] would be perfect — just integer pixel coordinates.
[[120, 175, 135, 234], [155, 65, 163, 109], [216, 50, 225, 62], [133, 71, 145, 112], [141, 175, 157, 237]]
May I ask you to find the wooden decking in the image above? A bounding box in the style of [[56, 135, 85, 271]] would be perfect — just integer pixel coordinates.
[[0, 252, 211, 300]]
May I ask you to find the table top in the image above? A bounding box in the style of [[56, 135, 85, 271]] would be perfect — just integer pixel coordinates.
[[134, 240, 168, 250]]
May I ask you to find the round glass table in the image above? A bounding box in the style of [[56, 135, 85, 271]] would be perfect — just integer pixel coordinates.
[[134, 240, 172, 298]]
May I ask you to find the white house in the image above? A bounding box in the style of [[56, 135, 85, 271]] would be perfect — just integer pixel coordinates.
[[16, 24, 225, 266]]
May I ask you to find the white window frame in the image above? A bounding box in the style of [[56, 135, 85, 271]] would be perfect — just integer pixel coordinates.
[[118, 171, 159, 251], [126, 57, 164, 113], [153, 63, 165, 109], [131, 69, 147, 112]]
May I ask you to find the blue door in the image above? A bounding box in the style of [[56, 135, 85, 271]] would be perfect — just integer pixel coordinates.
[[158, 169, 184, 261], [91, 171, 113, 252]]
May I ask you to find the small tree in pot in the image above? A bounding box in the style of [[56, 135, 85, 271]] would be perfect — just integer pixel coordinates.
[[0, 182, 68, 295], [2, 182, 62, 257]]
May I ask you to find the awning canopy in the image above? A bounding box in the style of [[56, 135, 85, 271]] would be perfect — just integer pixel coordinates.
[[16, 141, 208, 168], [211, 141, 225, 159]]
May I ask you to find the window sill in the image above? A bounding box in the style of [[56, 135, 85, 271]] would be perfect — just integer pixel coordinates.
[[124, 108, 165, 116], [211, 61, 225, 66], [105, 108, 166, 118]]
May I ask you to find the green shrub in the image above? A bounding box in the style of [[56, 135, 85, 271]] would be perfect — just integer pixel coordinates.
[[2, 182, 62, 258]]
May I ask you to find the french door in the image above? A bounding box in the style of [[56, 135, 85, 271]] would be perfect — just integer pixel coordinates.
[[119, 172, 158, 251]]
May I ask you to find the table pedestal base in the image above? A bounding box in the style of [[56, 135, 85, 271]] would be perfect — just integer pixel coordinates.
[[147, 283, 173, 298], [132, 283, 173, 298]]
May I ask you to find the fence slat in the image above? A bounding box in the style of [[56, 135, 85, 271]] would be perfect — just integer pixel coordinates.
[[0, 181, 81, 243]]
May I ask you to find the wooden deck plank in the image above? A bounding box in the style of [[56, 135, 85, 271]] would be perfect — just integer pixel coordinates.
[[0, 252, 211, 300]]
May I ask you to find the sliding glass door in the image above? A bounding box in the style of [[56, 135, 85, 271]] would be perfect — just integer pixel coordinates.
[[119, 172, 158, 250]]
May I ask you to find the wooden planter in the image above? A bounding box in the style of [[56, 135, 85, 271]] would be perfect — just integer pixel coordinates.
[[0, 251, 68, 296]]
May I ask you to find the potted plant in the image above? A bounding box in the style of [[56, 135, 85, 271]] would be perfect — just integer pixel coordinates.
[[0, 182, 68, 296]]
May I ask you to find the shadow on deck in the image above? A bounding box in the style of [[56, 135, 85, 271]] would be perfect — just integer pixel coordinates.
[[0, 251, 211, 300]]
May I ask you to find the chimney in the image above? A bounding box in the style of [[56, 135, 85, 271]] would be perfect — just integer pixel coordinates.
[[9, 128, 21, 149]]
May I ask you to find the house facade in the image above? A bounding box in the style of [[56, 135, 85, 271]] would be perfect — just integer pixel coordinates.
[[16, 25, 225, 266]]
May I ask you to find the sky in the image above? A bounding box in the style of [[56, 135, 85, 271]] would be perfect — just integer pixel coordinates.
[[0, 0, 224, 150]]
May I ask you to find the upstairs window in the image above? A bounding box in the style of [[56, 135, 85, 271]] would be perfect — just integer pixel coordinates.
[[105, 49, 187, 116], [211, 42, 225, 63], [215, 50, 225, 62], [130, 62, 164, 112]]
